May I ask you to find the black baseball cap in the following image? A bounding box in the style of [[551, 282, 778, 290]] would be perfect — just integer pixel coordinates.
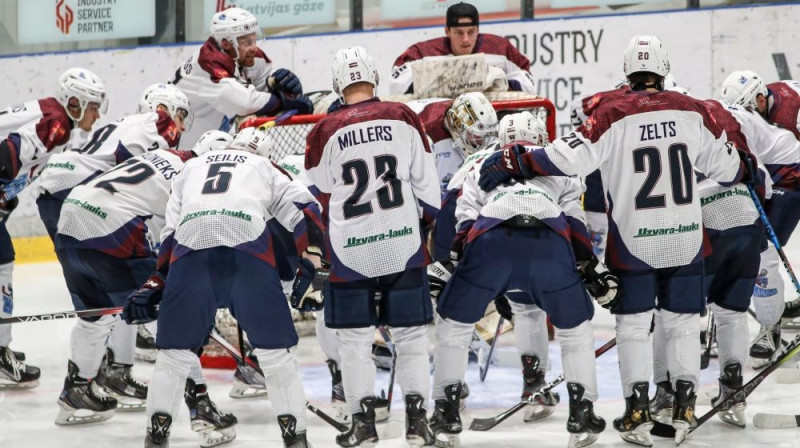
[[446, 2, 479, 28]]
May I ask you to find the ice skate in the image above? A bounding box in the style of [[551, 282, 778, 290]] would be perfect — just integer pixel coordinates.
[[135, 324, 158, 362], [711, 363, 746, 428], [278, 414, 313, 448], [566, 382, 605, 448], [185, 378, 237, 447], [458, 381, 469, 411], [55, 360, 117, 425], [520, 355, 559, 422], [327, 360, 389, 423], [749, 323, 781, 369], [93, 348, 148, 410], [336, 396, 379, 447], [648, 381, 674, 424], [0, 346, 40, 389], [405, 393, 435, 447], [145, 412, 172, 447], [613, 382, 653, 447], [430, 383, 462, 448], [672, 380, 697, 444], [228, 357, 268, 399]]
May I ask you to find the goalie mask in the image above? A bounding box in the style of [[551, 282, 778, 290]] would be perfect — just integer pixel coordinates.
[[623, 35, 670, 79], [210, 7, 261, 59], [228, 127, 273, 158], [331, 46, 379, 104], [720, 70, 768, 112], [445, 92, 499, 156], [56, 68, 108, 123], [139, 83, 194, 131], [190, 130, 233, 157], [499, 111, 548, 146]]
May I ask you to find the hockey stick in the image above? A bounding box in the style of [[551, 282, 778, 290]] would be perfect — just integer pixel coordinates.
[[376, 325, 397, 412], [257, 109, 299, 131], [747, 185, 800, 295], [207, 329, 349, 432], [480, 317, 505, 382], [700, 311, 714, 370], [753, 413, 800, 429], [0, 306, 122, 324], [469, 337, 617, 431]]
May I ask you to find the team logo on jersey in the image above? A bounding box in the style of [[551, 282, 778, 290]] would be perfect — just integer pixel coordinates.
[[56, 0, 74, 35], [344, 226, 414, 248], [754, 269, 779, 297], [48, 121, 67, 146]]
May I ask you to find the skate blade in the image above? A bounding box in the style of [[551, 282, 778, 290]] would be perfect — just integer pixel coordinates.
[[671, 420, 696, 445], [717, 406, 746, 428], [523, 404, 556, 422], [135, 349, 158, 363], [651, 408, 673, 425], [568, 432, 598, 448], [92, 383, 147, 411], [54, 402, 115, 426], [0, 379, 39, 390], [198, 426, 236, 448], [434, 433, 460, 448], [619, 422, 654, 447], [406, 435, 435, 447], [228, 379, 268, 399]]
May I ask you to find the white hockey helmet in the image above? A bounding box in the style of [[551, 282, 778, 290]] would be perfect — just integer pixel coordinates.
[[138, 83, 193, 131], [210, 7, 261, 59], [190, 130, 233, 157], [445, 92, 499, 156], [720, 70, 768, 111], [228, 127, 273, 158], [331, 46, 379, 103], [623, 35, 670, 78], [56, 68, 108, 122], [499, 111, 548, 146]]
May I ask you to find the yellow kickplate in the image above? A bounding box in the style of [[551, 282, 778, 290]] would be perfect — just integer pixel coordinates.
[[12, 236, 56, 264]]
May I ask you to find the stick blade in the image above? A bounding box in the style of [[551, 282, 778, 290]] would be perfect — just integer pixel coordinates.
[[753, 413, 800, 429], [469, 416, 500, 432]]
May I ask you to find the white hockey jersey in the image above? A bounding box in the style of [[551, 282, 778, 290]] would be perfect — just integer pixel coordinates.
[[39, 111, 178, 199], [171, 37, 278, 145], [521, 89, 743, 270], [159, 149, 323, 271], [766, 80, 800, 140], [305, 98, 441, 281], [55, 149, 191, 259], [277, 153, 310, 185]]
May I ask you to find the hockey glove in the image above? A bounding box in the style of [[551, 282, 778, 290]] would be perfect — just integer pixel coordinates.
[[0, 194, 19, 219], [122, 272, 166, 324], [478, 144, 531, 192], [290, 257, 330, 312], [737, 148, 763, 186], [276, 91, 314, 115], [427, 260, 455, 301], [270, 68, 303, 96], [578, 257, 621, 310], [494, 295, 514, 321]]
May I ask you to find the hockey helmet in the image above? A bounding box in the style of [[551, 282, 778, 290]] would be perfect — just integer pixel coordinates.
[[720, 70, 768, 111], [445, 92, 498, 156], [623, 35, 670, 78], [190, 130, 233, 157], [331, 46, 379, 104], [210, 7, 261, 59], [499, 111, 548, 146], [227, 127, 273, 158], [139, 83, 193, 131], [56, 68, 108, 123]]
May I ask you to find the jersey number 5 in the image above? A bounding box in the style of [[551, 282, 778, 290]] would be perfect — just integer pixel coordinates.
[[633, 143, 692, 209], [342, 155, 404, 219]]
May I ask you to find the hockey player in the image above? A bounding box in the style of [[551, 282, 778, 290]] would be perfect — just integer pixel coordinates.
[[171, 7, 313, 145], [0, 67, 106, 390], [478, 35, 749, 445], [390, 2, 534, 95], [124, 127, 324, 448], [305, 46, 440, 447]]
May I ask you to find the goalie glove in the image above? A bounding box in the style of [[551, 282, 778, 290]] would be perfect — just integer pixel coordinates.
[[122, 272, 165, 324], [427, 260, 455, 301], [290, 250, 330, 312], [578, 257, 621, 310]]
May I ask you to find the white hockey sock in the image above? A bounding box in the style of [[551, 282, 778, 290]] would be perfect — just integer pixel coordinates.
[[709, 304, 748, 370], [70, 314, 116, 378], [508, 302, 549, 369], [315, 311, 340, 364], [108, 319, 136, 365], [146, 349, 194, 424], [652, 311, 669, 384], [0, 262, 14, 347], [557, 320, 598, 401], [616, 311, 654, 397], [661, 310, 700, 390], [188, 354, 205, 385], [255, 347, 307, 432], [144, 320, 158, 338], [391, 325, 431, 403], [337, 327, 377, 415], [432, 315, 473, 401], [752, 245, 785, 326]]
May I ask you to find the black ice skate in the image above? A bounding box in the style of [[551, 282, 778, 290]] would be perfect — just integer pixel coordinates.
[[0, 346, 40, 389], [228, 356, 268, 399], [55, 360, 117, 425], [184, 378, 237, 447], [93, 348, 148, 410], [711, 363, 746, 428], [405, 394, 435, 447], [327, 360, 389, 423], [613, 382, 653, 447], [336, 396, 379, 447], [750, 323, 781, 369], [566, 382, 605, 448], [145, 412, 172, 447], [135, 324, 157, 362], [782, 298, 800, 325], [672, 380, 698, 444], [520, 355, 559, 422], [648, 381, 674, 424], [278, 414, 313, 448], [430, 383, 462, 448]]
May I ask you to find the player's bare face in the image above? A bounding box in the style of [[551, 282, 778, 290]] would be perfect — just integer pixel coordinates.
[[173, 108, 189, 134], [236, 33, 259, 67], [73, 101, 101, 132], [446, 24, 478, 56]]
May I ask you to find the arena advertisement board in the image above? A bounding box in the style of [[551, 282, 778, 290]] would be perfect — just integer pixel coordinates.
[[17, 0, 155, 45], [380, 0, 508, 21], [204, 0, 337, 29]]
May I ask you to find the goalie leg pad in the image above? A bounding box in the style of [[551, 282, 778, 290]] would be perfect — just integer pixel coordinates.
[[709, 304, 748, 371], [254, 347, 307, 433], [661, 309, 700, 391], [391, 325, 431, 404], [616, 311, 654, 397], [432, 315, 473, 401], [752, 244, 785, 326], [147, 349, 195, 424], [70, 314, 116, 379], [509, 302, 549, 370], [557, 320, 598, 401], [337, 327, 377, 416]]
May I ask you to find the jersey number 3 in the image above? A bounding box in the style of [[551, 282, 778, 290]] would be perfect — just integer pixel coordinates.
[[633, 143, 692, 209], [342, 155, 404, 219]]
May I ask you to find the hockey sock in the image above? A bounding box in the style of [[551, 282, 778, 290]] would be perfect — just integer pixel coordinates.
[[661, 309, 700, 390], [147, 349, 194, 425], [255, 347, 307, 432], [709, 304, 748, 370], [509, 302, 549, 370], [108, 319, 136, 365], [392, 325, 431, 402], [652, 310, 669, 384], [315, 311, 340, 364], [337, 326, 377, 415], [557, 320, 598, 401], [144, 320, 158, 338], [70, 314, 116, 378], [616, 311, 654, 397], [188, 354, 205, 386], [0, 262, 14, 347], [752, 245, 785, 326], [432, 315, 473, 401]]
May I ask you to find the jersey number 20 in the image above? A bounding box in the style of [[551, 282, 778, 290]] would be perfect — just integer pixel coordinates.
[[342, 155, 404, 219], [633, 143, 692, 209]]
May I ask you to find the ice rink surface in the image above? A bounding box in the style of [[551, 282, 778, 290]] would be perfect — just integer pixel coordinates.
[[4, 249, 800, 448]]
